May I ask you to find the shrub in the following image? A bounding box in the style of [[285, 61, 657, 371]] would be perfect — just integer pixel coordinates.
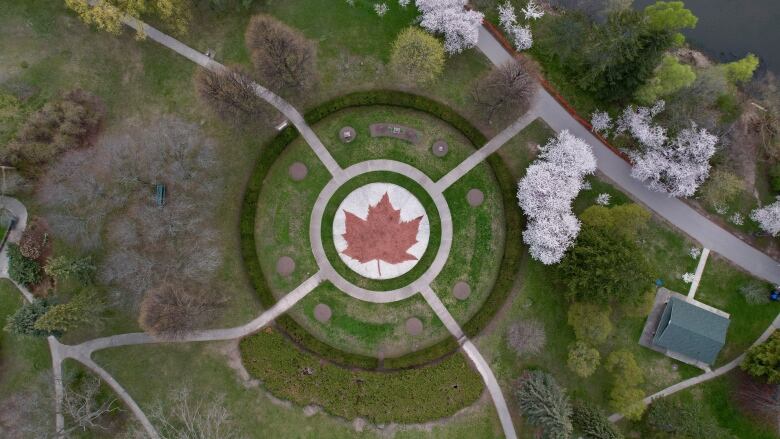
[[4, 298, 56, 337], [739, 281, 771, 305], [507, 319, 547, 356], [741, 331, 780, 384], [516, 371, 573, 439], [645, 394, 731, 438], [7, 243, 42, 287], [2, 89, 104, 176], [608, 383, 646, 421], [567, 302, 613, 345], [139, 282, 227, 340], [239, 329, 483, 423], [572, 402, 624, 439], [18, 217, 47, 259], [44, 255, 96, 286], [567, 341, 601, 378], [724, 53, 760, 84], [698, 169, 744, 211], [34, 292, 100, 333], [389, 27, 445, 85], [605, 350, 646, 420]]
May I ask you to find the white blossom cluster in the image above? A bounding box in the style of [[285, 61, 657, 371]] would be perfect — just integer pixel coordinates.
[[595, 193, 611, 206], [498, 1, 533, 50], [751, 199, 780, 236], [374, 2, 389, 16], [682, 272, 695, 284], [689, 247, 701, 259], [590, 110, 612, 135], [398, 0, 411, 7], [416, 0, 484, 54], [521, 0, 545, 20], [600, 101, 718, 198], [730, 212, 744, 226], [517, 130, 597, 264]]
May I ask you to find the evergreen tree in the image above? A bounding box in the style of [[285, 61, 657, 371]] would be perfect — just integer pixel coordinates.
[[7, 243, 42, 287], [516, 371, 573, 439], [572, 403, 624, 439], [45, 255, 96, 286], [4, 298, 57, 337], [741, 331, 780, 384], [34, 293, 100, 333]]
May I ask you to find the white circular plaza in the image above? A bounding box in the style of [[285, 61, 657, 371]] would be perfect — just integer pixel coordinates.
[[333, 182, 430, 279]]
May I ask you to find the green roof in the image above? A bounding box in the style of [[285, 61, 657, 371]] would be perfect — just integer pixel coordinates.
[[653, 297, 730, 365]]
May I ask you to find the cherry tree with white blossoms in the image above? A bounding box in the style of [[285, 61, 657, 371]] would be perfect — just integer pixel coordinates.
[[590, 110, 612, 135], [630, 123, 717, 198], [522, 0, 545, 20], [518, 130, 597, 264], [616, 100, 668, 149], [751, 199, 780, 236], [416, 0, 484, 54], [498, 1, 533, 50]]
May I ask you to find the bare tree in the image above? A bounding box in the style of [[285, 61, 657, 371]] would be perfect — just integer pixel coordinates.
[[471, 61, 537, 126], [150, 386, 244, 439], [245, 14, 318, 97], [37, 117, 225, 311], [194, 66, 275, 126], [62, 375, 119, 433], [139, 282, 227, 340], [737, 374, 780, 433], [507, 319, 547, 356]]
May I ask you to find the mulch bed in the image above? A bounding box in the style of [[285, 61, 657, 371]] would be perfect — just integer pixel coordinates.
[[369, 123, 421, 145]]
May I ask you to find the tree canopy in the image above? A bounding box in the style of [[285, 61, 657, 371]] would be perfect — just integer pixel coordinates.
[[516, 371, 573, 439], [559, 204, 653, 304], [65, 0, 189, 36], [389, 27, 445, 85], [741, 331, 780, 384]]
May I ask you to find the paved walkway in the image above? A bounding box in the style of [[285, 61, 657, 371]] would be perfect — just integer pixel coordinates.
[[476, 25, 780, 286], [687, 248, 710, 299], [421, 284, 517, 439]]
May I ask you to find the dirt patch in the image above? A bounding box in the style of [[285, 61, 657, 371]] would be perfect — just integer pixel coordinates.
[[467, 188, 485, 207], [314, 303, 332, 322], [369, 123, 422, 145], [453, 281, 471, 300], [405, 317, 423, 336], [288, 162, 308, 181], [276, 256, 295, 277]]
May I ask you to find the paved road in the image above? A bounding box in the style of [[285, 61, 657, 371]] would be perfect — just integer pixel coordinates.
[[476, 25, 780, 286]]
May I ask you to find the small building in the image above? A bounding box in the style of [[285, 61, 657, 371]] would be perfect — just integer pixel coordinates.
[[652, 296, 730, 366]]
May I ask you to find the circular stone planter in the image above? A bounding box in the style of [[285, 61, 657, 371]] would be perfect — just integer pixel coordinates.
[[432, 140, 448, 157], [453, 281, 471, 300], [276, 256, 295, 277], [467, 189, 485, 207], [405, 317, 423, 336], [288, 162, 308, 181], [339, 126, 356, 143]]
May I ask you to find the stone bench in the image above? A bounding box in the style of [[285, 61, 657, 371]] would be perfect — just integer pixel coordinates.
[[369, 123, 422, 145]]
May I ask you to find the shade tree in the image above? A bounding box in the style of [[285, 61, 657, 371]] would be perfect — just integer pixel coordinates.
[[389, 27, 446, 85], [634, 55, 696, 104], [245, 15, 318, 97], [567, 341, 601, 378], [138, 282, 227, 340], [471, 61, 536, 125], [567, 302, 613, 345], [416, 0, 484, 54], [65, 0, 190, 36], [194, 66, 275, 126]]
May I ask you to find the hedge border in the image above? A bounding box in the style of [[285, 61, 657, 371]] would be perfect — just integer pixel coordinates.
[[239, 90, 523, 370], [321, 171, 443, 291]]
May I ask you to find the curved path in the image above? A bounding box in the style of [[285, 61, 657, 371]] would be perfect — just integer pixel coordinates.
[[475, 24, 780, 285]]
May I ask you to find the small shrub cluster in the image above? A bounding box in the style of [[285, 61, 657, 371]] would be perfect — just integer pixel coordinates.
[[507, 319, 547, 356], [19, 217, 47, 260], [7, 243, 42, 287], [1, 89, 104, 176], [239, 329, 483, 423]]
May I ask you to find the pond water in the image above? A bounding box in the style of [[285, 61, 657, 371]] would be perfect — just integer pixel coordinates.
[[634, 0, 780, 74]]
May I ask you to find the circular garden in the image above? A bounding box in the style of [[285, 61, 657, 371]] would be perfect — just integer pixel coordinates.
[[239, 92, 525, 423]]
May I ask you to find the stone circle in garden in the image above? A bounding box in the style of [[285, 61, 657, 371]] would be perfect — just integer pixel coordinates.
[[432, 140, 448, 157], [339, 126, 356, 143]]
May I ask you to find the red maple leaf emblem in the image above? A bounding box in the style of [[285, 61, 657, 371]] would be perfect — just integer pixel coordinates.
[[342, 192, 423, 276]]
